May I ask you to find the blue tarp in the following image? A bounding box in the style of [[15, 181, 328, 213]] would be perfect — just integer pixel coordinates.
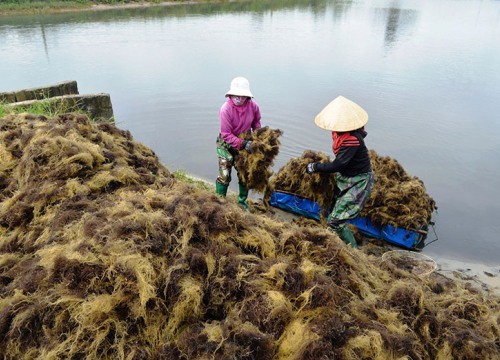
[[346, 216, 422, 249], [269, 191, 425, 249], [269, 191, 322, 220]]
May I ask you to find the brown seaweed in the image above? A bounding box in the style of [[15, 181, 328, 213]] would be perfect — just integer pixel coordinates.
[[0, 114, 497, 360], [234, 126, 283, 201]]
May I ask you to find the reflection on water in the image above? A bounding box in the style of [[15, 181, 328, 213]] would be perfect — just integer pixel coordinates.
[[1, 0, 500, 265], [0, 0, 336, 28], [379, 5, 418, 50], [40, 23, 49, 60]]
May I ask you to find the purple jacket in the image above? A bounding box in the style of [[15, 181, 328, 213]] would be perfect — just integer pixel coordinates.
[[220, 98, 261, 149]]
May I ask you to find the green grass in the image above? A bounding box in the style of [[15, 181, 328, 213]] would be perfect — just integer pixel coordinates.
[[0, 1, 89, 15], [172, 170, 241, 203], [0, 98, 91, 120], [0, 103, 7, 118], [171, 170, 246, 205], [173, 170, 214, 192], [13, 99, 71, 117], [0, 1, 198, 16]]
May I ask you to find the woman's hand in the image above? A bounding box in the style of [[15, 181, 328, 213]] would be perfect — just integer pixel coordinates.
[[306, 162, 317, 174], [242, 140, 253, 152]]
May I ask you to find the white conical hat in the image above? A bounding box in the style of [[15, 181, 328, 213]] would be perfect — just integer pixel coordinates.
[[314, 96, 368, 131]]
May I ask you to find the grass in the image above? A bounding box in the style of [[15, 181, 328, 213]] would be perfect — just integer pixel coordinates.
[[0, 99, 93, 120], [0, 1, 200, 16], [173, 170, 214, 192], [172, 170, 241, 203], [0, 103, 7, 118], [0, 1, 89, 15]]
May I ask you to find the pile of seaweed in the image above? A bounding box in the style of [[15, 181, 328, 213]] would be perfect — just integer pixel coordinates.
[[235, 126, 283, 197], [362, 150, 437, 229], [0, 114, 498, 360], [269, 149, 437, 230], [270, 150, 336, 214]]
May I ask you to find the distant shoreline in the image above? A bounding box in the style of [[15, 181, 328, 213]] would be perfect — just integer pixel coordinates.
[[90, 1, 200, 10], [89, 1, 199, 13], [0, 1, 207, 16]]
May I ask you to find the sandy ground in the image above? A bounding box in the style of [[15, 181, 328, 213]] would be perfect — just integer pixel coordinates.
[[433, 257, 500, 297]]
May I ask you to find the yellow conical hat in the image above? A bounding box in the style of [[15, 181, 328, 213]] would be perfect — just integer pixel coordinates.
[[314, 96, 368, 132]]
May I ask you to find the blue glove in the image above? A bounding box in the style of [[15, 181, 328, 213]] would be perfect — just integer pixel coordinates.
[[306, 162, 318, 175], [242, 140, 253, 152]]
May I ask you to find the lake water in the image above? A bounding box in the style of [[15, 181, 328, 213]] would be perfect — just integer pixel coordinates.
[[1, 0, 499, 266]]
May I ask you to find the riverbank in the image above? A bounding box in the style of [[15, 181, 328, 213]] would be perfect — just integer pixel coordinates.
[[433, 256, 500, 297], [0, 1, 207, 16], [90, 1, 200, 13]]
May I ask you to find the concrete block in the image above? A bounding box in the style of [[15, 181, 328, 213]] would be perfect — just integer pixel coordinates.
[[7, 93, 114, 122], [2, 80, 80, 103]]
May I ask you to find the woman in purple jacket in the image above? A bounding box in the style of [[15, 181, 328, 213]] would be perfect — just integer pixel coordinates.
[[216, 77, 261, 211]]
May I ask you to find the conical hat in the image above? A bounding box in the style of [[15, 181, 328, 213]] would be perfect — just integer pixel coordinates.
[[314, 96, 368, 132]]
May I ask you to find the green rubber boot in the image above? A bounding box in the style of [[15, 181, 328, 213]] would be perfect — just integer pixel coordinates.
[[238, 183, 250, 212], [338, 225, 358, 249], [216, 182, 228, 197]]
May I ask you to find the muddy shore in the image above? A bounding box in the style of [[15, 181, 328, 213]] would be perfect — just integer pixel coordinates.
[[433, 257, 500, 297]]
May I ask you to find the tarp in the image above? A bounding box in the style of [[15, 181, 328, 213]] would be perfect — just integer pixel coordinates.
[[270, 191, 425, 249], [269, 191, 322, 220], [346, 216, 424, 250]]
